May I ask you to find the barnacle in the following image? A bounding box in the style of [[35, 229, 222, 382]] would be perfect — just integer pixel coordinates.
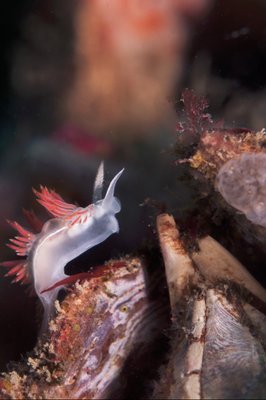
[[154, 214, 266, 399], [216, 152, 266, 228], [175, 90, 266, 250]]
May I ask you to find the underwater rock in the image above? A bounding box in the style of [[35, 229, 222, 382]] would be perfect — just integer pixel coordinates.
[[154, 214, 266, 399], [0, 258, 169, 399], [186, 128, 266, 251], [1, 214, 265, 399]]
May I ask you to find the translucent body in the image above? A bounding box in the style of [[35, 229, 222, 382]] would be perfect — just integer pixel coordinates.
[[216, 153, 266, 228], [32, 169, 123, 327]]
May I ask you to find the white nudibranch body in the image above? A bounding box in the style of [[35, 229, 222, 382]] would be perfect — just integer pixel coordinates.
[[1, 163, 124, 329]]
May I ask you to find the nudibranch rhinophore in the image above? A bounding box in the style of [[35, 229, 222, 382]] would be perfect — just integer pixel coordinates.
[[1, 162, 124, 329]]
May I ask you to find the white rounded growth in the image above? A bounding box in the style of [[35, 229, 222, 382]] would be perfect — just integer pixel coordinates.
[[216, 153, 266, 228]]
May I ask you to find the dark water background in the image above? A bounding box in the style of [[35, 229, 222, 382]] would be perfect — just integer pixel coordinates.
[[0, 0, 265, 371]]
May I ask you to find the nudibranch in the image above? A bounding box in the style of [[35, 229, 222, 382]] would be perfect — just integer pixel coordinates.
[[1, 162, 124, 329]]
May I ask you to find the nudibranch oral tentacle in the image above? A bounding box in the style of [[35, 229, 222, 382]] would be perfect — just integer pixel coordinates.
[[1, 163, 124, 331]]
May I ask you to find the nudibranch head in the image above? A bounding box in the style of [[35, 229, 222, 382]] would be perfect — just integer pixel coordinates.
[[1, 163, 124, 331]]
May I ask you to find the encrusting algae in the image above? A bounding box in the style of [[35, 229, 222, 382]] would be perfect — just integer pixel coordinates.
[[0, 258, 169, 399]]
